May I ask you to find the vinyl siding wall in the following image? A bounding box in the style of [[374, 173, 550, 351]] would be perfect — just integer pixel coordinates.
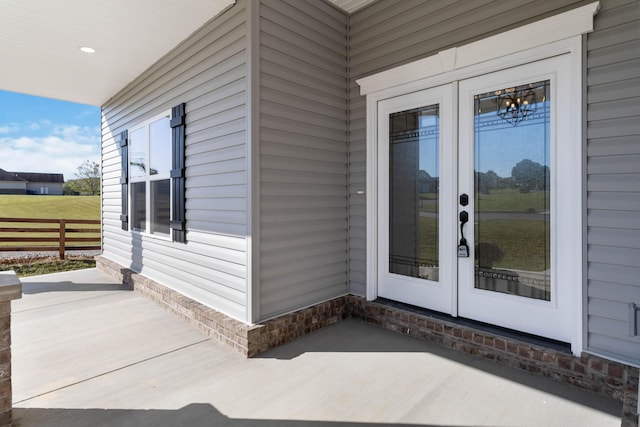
[[101, 1, 250, 321], [258, 0, 348, 319], [585, 0, 640, 365]]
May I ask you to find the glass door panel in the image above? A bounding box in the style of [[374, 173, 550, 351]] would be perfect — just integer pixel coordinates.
[[473, 80, 551, 301], [389, 105, 440, 282]]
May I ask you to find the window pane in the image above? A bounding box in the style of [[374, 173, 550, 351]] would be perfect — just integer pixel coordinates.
[[149, 116, 171, 176], [389, 104, 440, 281], [129, 127, 147, 178], [151, 179, 171, 236], [131, 182, 146, 232], [473, 80, 551, 301]]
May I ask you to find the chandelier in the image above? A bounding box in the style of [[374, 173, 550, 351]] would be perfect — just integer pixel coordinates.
[[496, 88, 537, 126]]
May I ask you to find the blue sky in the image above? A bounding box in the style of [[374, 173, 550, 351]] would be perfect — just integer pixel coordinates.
[[0, 90, 100, 182]]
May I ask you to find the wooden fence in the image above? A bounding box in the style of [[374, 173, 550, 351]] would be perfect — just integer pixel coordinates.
[[0, 218, 100, 260]]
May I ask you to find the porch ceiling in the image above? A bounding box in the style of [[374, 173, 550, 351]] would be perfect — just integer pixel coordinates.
[[0, 0, 376, 106], [0, 0, 235, 106]]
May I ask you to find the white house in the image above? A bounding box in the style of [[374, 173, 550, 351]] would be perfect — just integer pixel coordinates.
[[0, 169, 64, 195]]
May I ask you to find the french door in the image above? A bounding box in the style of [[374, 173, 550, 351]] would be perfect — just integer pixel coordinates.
[[377, 55, 573, 342], [377, 84, 457, 314]]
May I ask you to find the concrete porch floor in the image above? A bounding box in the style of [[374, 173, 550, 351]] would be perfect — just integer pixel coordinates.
[[12, 268, 621, 426]]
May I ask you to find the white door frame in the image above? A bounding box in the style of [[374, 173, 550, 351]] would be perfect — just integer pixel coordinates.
[[358, 3, 599, 355]]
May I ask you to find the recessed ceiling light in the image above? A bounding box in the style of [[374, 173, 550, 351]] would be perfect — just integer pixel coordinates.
[[80, 47, 96, 54]]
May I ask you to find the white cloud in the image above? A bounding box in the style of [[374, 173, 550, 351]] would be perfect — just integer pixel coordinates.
[[0, 125, 100, 181], [0, 124, 19, 134]]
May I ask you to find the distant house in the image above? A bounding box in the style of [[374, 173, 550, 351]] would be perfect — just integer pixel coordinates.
[[0, 169, 64, 195]]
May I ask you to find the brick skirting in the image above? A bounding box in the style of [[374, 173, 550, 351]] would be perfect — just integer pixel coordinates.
[[96, 256, 638, 426]]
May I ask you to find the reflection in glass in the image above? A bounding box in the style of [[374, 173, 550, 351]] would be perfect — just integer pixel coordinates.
[[151, 179, 171, 235], [131, 182, 146, 232], [473, 80, 551, 300], [389, 104, 439, 281], [129, 127, 147, 178], [149, 116, 171, 176]]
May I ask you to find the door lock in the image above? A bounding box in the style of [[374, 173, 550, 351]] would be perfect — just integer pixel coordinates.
[[458, 210, 469, 257], [460, 194, 469, 206]]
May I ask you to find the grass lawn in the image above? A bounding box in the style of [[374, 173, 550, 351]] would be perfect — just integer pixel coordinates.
[[419, 189, 547, 213], [0, 195, 99, 219], [1, 255, 96, 277], [418, 217, 548, 271], [476, 189, 548, 212], [476, 219, 549, 271], [0, 195, 100, 275]]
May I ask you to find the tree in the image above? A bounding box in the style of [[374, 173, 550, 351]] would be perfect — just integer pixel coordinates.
[[511, 159, 549, 193], [476, 170, 500, 194], [63, 181, 80, 195], [74, 160, 100, 195]]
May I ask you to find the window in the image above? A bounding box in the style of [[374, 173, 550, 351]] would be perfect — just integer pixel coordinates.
[[129, 112, 172, 237], [119, 103, 186, 242]]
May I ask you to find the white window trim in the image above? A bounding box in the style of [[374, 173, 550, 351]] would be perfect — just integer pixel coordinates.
[[129, 109, 173, 240], [358, 2, 599, 356]]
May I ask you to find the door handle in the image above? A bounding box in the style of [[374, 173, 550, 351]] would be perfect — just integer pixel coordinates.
[[458, 211, 469, 257]]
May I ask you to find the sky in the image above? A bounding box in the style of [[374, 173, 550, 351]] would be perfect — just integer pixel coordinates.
[[418, 107, 550, 178], [0, 90, 100, 182]]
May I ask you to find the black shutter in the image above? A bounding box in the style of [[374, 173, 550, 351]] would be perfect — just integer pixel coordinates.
[[170, 103, 186, 243], [119, 130, 129, 231]]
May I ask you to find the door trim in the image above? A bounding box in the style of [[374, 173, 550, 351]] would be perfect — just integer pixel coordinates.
[[362, 19, 593, 355]]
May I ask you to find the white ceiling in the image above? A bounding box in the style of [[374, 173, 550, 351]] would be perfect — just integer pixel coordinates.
[[0, 0, 235, 106], [0, 0, 376, 106]]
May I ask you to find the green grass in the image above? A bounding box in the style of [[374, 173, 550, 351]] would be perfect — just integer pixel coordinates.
[[477, 219, 549, 271], [419, 189, 547, 213], [476, 189, 547, 212], [0, 195, 99, 219], [0, 256, 96, 277], [418, 217, 548, 271]]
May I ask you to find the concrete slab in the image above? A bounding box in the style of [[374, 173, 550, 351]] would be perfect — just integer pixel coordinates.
[[13, 269, 208, 403], [12, 269, 622, 426], [16, 268, 129, 311]]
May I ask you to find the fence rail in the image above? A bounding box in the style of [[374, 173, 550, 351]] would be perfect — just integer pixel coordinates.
[[0, 217, 100, 259]]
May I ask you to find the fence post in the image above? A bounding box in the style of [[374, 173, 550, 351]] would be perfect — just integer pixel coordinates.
[[59, 219, 66, 260]]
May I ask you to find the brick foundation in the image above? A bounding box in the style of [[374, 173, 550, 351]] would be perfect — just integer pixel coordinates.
[[96, 256, 639, 426]]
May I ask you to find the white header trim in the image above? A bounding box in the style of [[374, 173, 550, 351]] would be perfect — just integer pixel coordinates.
[[357, 2, 600, 96]]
